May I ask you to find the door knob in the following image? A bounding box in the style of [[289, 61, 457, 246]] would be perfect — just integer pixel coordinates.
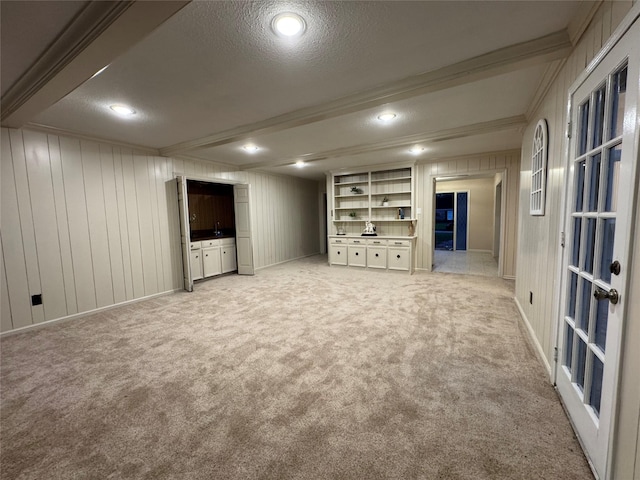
[[609, 261, 621, 276], [594, 287, 619, 305]]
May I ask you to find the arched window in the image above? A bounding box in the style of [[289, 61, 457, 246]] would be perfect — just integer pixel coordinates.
[[530, 119, 548, 215]]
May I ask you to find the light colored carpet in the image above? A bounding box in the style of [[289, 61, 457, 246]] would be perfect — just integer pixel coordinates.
[[0, 255, 591, 479], [433, 250, 499, 277]]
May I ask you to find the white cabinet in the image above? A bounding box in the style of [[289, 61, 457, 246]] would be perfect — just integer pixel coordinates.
[[221, 239, 237, 273], [388, 240, 411, 271], [329, 238, 348, 265], [367, 239, 387, 269], [347, 246, 366, 267], [190, 237, 237, 281], [328, 235, 415, 273], [190, 242, 203, 280], [203, 246, 222, 277]]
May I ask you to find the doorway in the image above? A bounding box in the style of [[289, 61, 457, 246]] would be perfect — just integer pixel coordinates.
[[434, 192, 468, 251], [433, 176, 500, 277]]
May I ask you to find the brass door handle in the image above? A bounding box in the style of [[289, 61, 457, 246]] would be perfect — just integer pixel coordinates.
[[594, 287, 619, 305]]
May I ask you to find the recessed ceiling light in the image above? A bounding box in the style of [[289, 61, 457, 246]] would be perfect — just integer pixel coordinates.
[[295, 160, 305, 168], [109, 104, 136, 116], [377, 113, 397, 122], [243, 144, 259, 153], [409, 146, 425, 155], [272, 13, 306, 37], [91, 65, 109, 78]]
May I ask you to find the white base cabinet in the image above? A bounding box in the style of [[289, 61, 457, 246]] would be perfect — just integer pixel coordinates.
[[190, 238, 237, 281], [221, 239, 237, 273], [329, 235, 415, 273]]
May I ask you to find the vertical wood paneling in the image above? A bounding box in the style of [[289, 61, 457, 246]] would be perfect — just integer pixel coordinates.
[[1, 236, 13, 332], [147, 157, 164, 291], [121, 148, 145, 298], [48, 135, 78, 314], [1, 129, 32, 329], [100, 144, 126, 304], [9, 130, 45, 323], [23, 130, 67, 320], [82, 140, 114, 308], [2, 128, 319, 331], [133, 153, 158, 296], [59, 136, 97, 313], [113, 148, 135, 300]]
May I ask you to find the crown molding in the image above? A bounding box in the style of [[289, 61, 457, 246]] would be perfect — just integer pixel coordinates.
[[161, 31, 571, 157], [416, 148, 522, 166], [1, 1, 189, 128], [238, 115, 527, 171], [23, 123, 160, 154], [567, 1, 604, 46]]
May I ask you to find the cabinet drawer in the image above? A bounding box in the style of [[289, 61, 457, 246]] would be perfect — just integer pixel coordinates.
[[329, 244, 347, 265], [347, 245, 366, 267], [348, 238, 365, 245], [388, 246, 410, 271], [330, 237, 347, 244], [367, 239, 387, 246], [190, 241, 202, 250], [201, 239, 220, 248], [367, 246, 387, 269], [221, 237, 236, 246], [389, 240, 411, 247]]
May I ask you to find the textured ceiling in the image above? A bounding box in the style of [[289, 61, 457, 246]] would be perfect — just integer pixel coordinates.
[[4, 1, 590, 179]]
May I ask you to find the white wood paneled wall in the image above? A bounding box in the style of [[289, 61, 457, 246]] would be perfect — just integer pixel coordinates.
[[415, 151, 521, 277], [1, 128, 320, 332], [515, 2, 639, 478], [516, 0, 633, 370]]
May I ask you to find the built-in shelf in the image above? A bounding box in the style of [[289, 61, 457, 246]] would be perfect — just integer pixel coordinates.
[[331, 165, 415, 225]]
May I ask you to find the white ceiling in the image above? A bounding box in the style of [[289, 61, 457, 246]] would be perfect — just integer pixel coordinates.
[[2, 1, 593, 180]]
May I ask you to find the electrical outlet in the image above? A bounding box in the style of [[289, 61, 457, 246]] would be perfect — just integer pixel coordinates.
[[31, 294, 42, 306], [529, 291, 533, 304]]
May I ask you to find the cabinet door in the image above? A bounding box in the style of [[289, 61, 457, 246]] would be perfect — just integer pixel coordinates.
[[190, 249, 203, 280], [388, 247, 410, 271], [348, 245, 367, 267], [367, 246, 387, 269], [329, 244, 347, 265], [221, 245, 237, 273], [202, 247, 222, 277]]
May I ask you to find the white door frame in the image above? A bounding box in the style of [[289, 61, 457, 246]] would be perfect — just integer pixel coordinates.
[[553, 6, 640, 478]]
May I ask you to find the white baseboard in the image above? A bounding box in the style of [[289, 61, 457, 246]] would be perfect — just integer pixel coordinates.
[[255, 252, 321, 271], [0, 289, 182, 337], [513, 296, 553, 378], [503, 275, 516, 280]]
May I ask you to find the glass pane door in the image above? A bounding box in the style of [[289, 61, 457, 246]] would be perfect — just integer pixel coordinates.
[[556, 17, 639, 478]]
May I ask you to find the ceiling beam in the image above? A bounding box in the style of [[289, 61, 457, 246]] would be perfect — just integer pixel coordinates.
[[161, 30, 571, 157], [1, 1, 189, 128], [239, 115, 528, 170]]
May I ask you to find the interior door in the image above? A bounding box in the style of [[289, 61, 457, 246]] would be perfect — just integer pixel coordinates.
[[234, 184, 255, 275], [556, 16, 639, 479], [176, 175, 193, 292]]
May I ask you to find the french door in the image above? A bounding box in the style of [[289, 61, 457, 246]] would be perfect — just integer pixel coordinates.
[[556, 15, 639, 479]]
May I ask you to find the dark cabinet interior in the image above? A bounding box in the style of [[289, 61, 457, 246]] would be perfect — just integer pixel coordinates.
[[187, 180, 235, 240]]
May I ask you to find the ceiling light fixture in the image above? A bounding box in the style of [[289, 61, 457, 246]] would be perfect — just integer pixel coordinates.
[[109, 104, 136, 116], [295, 160, 305, 168], [243, 144, 259, 153], [409, 146, 425, 155], [377, 113, 397, 122], [272, 12, 306, 37], [91, 65, 109, 78]]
